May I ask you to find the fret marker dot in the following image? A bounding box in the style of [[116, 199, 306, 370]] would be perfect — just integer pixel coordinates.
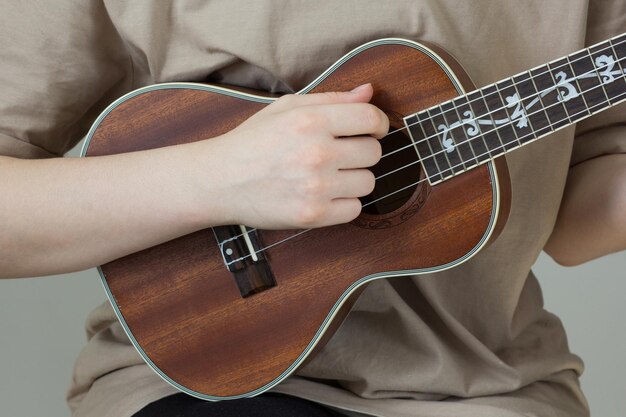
[[225, 248, 234, 256]]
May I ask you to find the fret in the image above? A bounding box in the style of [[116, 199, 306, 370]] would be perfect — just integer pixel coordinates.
[[608, 37, 626, 101], [512, 71, 553, 140], [403, 112, 444, 183], [530, 65, 569, 131], [415, 110, 455, 180], [546, 63, 572, 124], [436, 103, 462, 170], [465, 89, 502, 158], [509, 76, 538, 140], [569, 49, 610, 113], [547, 57, 588, 124], [450, 99, 480, 164], [454, 95, 491, 164], [611, 33, 626, 65], [440, 100, 476, 169], [426, 106, 465, 175], [589, 39, 626, 104], [494, 78, 528, 147], [481, 84, 518, 151], [565, 55, 592, 121], [417, 113, 448, 181]]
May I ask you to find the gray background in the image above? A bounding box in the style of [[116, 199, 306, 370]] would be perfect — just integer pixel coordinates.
[[1, 252, 625, 417], [1, 146, 625, 417]]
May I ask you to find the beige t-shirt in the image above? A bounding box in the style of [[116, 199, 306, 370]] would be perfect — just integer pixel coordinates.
[[1, 1, 624, 417]]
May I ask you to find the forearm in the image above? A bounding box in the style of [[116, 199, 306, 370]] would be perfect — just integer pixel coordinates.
[[0, 86, 386, 278], [544, 154, 626, 266], [0, 139, 231, 278]]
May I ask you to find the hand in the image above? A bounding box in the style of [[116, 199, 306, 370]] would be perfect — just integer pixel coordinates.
[[210, 83, 389, 229]]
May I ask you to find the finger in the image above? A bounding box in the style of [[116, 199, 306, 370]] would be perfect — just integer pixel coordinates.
[[268, 83, 374, 113], [320, 198, 363, 227], [332, 136, 382, 169], [329, 169, 376, 199], [315, 103, 389, 139]]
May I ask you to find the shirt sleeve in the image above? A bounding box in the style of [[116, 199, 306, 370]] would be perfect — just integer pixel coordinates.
[[571, 0, 626, 166], [0, 0, 132, 159]]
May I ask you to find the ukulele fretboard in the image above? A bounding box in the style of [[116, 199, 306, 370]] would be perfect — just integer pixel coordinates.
[[404, 33, 626, 185]]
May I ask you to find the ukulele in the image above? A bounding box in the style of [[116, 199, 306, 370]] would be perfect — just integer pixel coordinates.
[[82, 34, 626, 400]]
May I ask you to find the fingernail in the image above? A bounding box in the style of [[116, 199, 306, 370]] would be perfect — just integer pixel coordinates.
[[350, 83, 371, 93]]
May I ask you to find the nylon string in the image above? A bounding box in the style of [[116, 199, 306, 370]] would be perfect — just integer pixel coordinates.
[[220, 38, 625, 246], [223, 71, 626, 266], [220, 40, 626, 263]]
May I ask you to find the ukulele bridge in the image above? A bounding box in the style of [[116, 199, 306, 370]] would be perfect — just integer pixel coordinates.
[[212, 225, 276, 298]]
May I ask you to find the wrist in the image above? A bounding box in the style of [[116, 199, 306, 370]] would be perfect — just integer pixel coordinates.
[[183, 136, 239, 228]]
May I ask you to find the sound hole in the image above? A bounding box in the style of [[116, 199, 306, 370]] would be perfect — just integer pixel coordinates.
[[360, 127, 423, 215]]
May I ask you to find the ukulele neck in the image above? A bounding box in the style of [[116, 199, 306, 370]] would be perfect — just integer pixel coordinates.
[[404, 32, 626, 185]]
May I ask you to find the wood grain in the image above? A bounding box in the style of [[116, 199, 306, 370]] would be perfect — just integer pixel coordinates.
[[85, 40, 509, 398]]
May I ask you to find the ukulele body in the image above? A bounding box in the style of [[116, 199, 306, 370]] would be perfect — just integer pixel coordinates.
[[82, 38, 511, 400]]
